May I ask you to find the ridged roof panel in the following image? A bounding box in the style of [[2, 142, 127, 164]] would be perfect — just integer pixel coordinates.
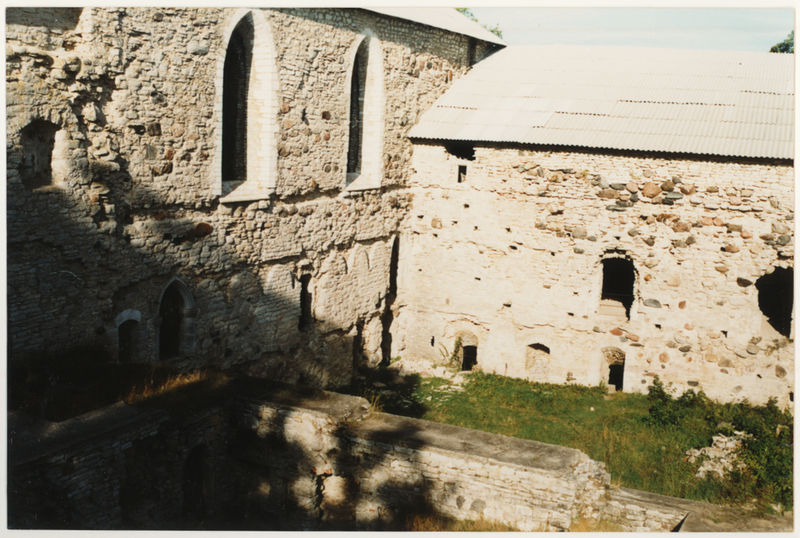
[[410, 45, 794, 159]]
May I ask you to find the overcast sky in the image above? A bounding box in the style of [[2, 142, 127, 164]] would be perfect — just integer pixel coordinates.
[[469, 8, 794, 51]]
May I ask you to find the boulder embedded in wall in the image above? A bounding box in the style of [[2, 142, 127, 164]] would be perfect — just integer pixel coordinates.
[[672, 221, 691, 233], [598, 188, 617, 199], [772, 222, 791, 235], [642, 182, 661, 198]]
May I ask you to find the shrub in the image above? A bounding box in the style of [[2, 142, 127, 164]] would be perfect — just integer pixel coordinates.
[[645, 377, 793, 509]]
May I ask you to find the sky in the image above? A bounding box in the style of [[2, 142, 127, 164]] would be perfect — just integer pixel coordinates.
[[469, 7, 795, 51]]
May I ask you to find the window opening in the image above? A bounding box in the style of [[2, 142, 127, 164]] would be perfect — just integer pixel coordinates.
[[347, 38, 368, 177], [461, 345, 477, 371], [159, 282, 185, 359], [600, 257, 635, 319], [756, 266, 793, 337], [299, 274, 313, 330], [19, 120, 59, 189], [222, 15, 253, 187], [381, 236, 399, 365], [118, 320, 139, 363], [458, 165, 467, 183]]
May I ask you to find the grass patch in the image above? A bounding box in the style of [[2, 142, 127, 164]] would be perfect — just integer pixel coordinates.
[[354, 371, 792, 510], [405, 513, 517, 531]]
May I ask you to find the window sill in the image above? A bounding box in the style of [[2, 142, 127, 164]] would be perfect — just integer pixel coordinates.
[[344, 172, 381, 193], [220, 180, 276, 204]]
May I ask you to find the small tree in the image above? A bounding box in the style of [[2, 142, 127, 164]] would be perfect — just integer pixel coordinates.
[[456, 8, 503, 39], [770, 30, 793, 53]]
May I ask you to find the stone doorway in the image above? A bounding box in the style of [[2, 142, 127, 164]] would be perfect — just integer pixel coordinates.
[[602, 346, 625, 392], [462, 345, 477, 371]]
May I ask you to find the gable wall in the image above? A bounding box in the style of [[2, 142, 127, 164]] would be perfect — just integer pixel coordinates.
[[395, 143, 793, 404]]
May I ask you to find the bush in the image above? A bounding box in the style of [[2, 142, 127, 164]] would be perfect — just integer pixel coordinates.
[[645, 377, 793, 510]]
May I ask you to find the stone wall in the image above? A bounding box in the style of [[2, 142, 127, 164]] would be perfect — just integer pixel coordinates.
[[8, 401, 237, 529], [394, 143, 794, 404], [12, 382, 791, 531], [8, 384, 683, 531], [6, 7, 481, 388], [235, 391, 611, 531]]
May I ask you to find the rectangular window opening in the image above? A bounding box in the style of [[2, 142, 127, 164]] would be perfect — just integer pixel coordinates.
[[458, 165, 467, 183]]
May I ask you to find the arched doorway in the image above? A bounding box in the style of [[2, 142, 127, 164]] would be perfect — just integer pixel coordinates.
[[603, 346, 625, 391], [158, 279, 195, 360]]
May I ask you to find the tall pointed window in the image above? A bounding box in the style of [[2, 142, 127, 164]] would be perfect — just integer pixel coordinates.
[[347, 39, 368, 177], [215, 9, 278, 202], [222, 15, 253, 188], [345, 34, 384, 191]]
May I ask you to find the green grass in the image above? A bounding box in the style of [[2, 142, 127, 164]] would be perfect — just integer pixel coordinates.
[[362, 372, 792, 509]]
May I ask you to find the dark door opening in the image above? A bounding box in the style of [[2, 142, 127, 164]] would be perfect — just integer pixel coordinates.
[[608, 363, 624, 391], [601, 257, 635, 319], [462, 345, 477, 371], [756, 267, 793, 337], [159, 283, 184, 359], [299, 274, 313, 330], [118, 320, 139, 363]]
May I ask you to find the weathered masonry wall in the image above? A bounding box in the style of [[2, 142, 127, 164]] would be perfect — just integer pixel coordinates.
[[394, 143, 794, 405], [235, 393, 614, 531], [8, 402, 239, 529], [10, 386, 695, 531], [6, 8, 484, 387]]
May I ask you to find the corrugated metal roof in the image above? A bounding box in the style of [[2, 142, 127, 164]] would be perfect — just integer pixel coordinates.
[[410, 45, 794, 159], [366, 7, 506, 46]]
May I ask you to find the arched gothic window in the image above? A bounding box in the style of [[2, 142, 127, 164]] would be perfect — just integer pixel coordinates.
[[215, 9, 278, 202], [345, 33, 384, 190]]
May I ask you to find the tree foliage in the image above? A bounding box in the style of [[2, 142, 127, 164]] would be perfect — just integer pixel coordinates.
[[770, 30, 793, 53], [456, 8, 503, 39]]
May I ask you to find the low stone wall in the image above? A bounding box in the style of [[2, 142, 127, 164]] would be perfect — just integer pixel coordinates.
[[9, 382, 791, 531], [235, 389, 622, 531]]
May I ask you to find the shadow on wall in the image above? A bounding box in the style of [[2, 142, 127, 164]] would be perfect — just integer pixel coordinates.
[[6, 80, 424, 532], [6, 7, 83, 29], [7, 102, 389, 399], [228, 385, 447, 531]]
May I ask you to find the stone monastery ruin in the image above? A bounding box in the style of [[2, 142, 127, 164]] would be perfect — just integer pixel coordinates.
[[6, 6, 794, 531]]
